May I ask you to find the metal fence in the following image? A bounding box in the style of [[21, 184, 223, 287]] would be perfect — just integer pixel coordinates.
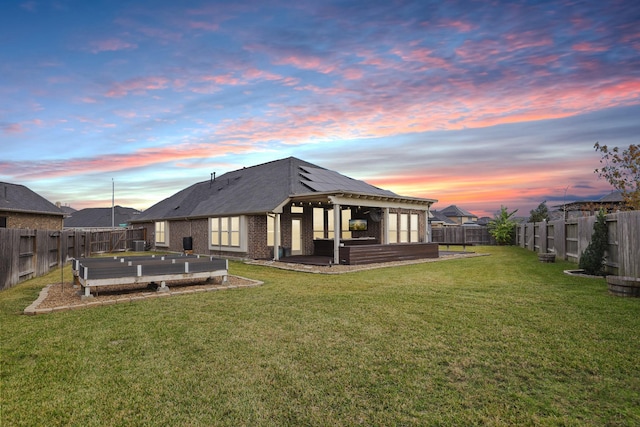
[[516, 210, 639, 277], [431, 226, 494, 246], [0, 228, 146, 291]]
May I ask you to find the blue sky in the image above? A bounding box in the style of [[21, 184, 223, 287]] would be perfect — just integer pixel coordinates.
[[1, 0, 639, 217]]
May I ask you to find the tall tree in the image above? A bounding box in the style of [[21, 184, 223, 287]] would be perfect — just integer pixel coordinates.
[[488, 206, 518, 245], [529, 201, 549, 223], [594, 142, 640, 210]]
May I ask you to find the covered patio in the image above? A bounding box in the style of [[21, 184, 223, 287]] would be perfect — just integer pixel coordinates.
[[271, 189, 439, 265]]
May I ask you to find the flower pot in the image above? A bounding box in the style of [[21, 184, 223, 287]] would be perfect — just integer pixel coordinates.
[[538, 253, 556, 263], [607, 276, 640, 298]]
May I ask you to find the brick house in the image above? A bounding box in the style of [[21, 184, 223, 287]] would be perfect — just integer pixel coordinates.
[[131, 157, 438, 264], [0, 182, 64, 230]]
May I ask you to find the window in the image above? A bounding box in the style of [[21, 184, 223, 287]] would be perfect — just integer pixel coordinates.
[[400, 214, 409, 243], [291, 205, 304, 214], [313, 208, 325, 239], [326, 208, 351, 239], [0, 216, 6, 228], [155, 221, 167, 245], [267, 215, 275, 246], [388, 213, 398, 243], [210, 216, 242, 249], [410, 214, 419, 242]]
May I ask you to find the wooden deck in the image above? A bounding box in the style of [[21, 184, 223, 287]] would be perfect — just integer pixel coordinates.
[[338, 242, 439, 265]]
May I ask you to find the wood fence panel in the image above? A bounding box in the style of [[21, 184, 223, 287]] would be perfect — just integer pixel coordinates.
[[0, 228, 146, 291], [1, 229, 24, 290], [517, 212, 637, 277], [618, 211, 640, 278], [551, 220, 565, 259]]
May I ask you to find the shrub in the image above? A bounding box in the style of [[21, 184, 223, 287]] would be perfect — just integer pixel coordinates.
[[578, 209, 608, 276]]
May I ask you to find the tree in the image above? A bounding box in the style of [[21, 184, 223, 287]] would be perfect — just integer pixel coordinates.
[[488, 206, 518, 245], [594, 142, 640, 210], [529, 201, 549, 223], [578, 209, 608, 276]]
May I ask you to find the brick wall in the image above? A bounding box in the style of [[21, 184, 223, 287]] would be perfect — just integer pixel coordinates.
[[0, 211, 63, 230]]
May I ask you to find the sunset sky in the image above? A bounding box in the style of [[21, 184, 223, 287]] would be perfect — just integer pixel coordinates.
[[2, 0, 639, 218]]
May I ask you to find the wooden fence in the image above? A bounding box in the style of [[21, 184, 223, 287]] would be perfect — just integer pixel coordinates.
[[0, 228, 146, 291], [431, 226, 494, 246], [516, 210, 639, 277]]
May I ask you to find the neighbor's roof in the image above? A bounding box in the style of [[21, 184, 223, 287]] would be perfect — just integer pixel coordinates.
[[64, 206, 142, 228], [0, 182, 63, 216], [430, 210, 457, 225], [440, 204, 478, 218], [134, 157, 436, 222]]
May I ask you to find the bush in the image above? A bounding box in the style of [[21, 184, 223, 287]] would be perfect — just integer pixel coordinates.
[[578, 209, 608, 276]]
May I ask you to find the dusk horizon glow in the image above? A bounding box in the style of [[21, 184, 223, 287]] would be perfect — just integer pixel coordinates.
[[2, 0, 639, 218]]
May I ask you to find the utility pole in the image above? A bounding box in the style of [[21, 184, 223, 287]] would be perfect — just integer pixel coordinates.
[[112, 178, 115, 229]]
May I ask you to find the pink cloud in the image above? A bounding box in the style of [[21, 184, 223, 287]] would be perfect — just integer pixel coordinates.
[[189, 21, 219, 31], [572, 42, 608, 53], [105, 76, 170, 97], [88, 38, 137, 54], [2, 123, 23, 134]]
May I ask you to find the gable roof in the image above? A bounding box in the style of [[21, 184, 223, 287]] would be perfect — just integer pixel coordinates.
[[430, 210, 457, 225], [135, 157, 435, 222], [64, 206, 142, 228], [440, 205, 477, 218], [0, 182, 63, 216]]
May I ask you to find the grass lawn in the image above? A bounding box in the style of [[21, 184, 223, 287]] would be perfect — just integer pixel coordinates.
[[1, 246, 639, 426]]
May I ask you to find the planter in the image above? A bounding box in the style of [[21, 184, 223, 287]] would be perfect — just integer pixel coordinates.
[[538, 252, 556, 263], [607, 276, 640, 298]]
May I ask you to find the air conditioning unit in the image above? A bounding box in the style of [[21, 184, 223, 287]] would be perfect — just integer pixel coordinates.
[[132, 240, 145, 251]]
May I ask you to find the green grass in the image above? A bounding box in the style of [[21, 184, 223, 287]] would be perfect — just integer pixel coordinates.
[[2, 246, 639, 426]]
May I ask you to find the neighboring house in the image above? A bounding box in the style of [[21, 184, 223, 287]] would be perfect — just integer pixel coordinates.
[[439, 205, 478, 225], [0, 182, 64, 230], [64, 206, 142, 229], [557, 191, 626, 218], [131, 157, 437, 263], [429, 210, 458, 227]]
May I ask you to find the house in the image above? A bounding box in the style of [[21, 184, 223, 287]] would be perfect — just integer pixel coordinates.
[[64, 206, 142, 229], [0, 182, 64, 230], [131, 157, 438, 264], [557, 191, 626, 218], [438, 205, 478, 225], [429, 210, 458, 227]]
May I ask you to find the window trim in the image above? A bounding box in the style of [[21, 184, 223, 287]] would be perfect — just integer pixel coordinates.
[[209, 216, 247, 252], [155, 221, 168, 246]]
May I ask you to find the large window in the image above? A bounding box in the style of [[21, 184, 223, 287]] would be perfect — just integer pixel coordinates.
[[410, 213, 419, 242], [267, 215, 275, 246], [388, 213, 398, 243], [389, 213, 420, 243], [313, 208, 325, 238], [326, 208, 351, 239], [210, 216, 241, 248], [400, 214, 409, 243], [155, 221, 167, 245]]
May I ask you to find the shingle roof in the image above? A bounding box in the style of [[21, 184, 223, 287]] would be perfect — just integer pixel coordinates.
[[430, 210, 457, 225], [598, 190, 624, 203], [0, 182, 63, 216], [135, 157, 431, 222], [64, 206, 142, 228], [440, 205, 477, 218]]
